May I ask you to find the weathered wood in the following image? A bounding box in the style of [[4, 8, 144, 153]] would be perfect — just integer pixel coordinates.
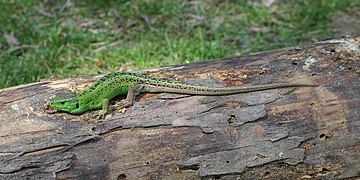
[[0, 37, 359, 179]]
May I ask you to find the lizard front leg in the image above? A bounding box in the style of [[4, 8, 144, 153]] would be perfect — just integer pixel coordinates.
[[95, 98, 109, 118]]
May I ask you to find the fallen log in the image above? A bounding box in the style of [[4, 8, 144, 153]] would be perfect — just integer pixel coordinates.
[[0, 37, 359, 179]]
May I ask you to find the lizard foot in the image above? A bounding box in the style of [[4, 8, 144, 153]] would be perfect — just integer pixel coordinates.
[[114, 99, 133, 113], [93, 110, 107, 119], [114, 99, 132, 108]]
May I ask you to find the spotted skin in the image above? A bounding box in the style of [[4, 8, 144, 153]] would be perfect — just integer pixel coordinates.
[[50, 72, 317, 118]]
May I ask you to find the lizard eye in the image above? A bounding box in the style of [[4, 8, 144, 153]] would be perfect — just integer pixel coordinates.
[[60, 101, 65, 105], [75, 103, 80, 109]]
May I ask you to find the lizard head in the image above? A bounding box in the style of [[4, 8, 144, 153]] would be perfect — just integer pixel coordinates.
[[50, 93, 80, 113]]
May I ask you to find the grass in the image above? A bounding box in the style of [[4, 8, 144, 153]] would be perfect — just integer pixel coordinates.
[[0, 0, 358, 88]]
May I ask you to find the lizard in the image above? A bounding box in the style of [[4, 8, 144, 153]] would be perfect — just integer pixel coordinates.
[[50, 72, 317, 118]]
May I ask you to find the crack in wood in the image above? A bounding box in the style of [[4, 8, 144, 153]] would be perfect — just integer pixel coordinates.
[[0, 152, 74, 174]]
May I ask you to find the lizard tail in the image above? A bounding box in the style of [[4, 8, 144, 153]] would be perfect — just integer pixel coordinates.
[[143, 81, 318, 95]]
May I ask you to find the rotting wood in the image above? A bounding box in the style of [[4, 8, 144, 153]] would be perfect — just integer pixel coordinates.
[[0, 37, 359, 179]]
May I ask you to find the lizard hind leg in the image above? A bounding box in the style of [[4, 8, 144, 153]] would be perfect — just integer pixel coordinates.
[[115, 84, 146, 110]]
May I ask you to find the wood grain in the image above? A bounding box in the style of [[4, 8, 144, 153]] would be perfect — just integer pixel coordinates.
[[1, 37, 359, 179]]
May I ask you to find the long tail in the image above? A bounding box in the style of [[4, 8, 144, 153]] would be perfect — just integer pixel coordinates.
[[143, 80, 318, 95]]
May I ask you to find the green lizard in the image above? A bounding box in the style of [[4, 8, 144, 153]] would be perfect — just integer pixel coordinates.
[[50, 72, 317, 118]]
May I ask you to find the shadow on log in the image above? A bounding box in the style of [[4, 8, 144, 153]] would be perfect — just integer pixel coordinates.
[[0, 37, 359, 179]]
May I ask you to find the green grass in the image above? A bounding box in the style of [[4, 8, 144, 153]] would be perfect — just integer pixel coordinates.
[[0, 0, 358, 88]]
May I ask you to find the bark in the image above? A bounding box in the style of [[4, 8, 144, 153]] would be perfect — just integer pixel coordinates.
[[0, 37, 359, 179]]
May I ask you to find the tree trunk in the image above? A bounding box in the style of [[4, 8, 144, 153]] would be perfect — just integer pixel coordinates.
[[0, 37, 359, 179]]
